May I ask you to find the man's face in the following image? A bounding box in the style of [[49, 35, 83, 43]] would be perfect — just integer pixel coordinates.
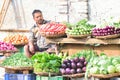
[[33, 12, 43, 24]]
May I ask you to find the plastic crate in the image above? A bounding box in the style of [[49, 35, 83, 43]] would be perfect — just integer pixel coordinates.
[[110, 77, 120, 80], [4, 73, 36, 80], [36, 76, 66, 80]]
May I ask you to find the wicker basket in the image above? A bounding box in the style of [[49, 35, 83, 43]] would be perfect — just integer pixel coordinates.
[[40, 32, 65, 38], [0, 49, 19, 53], [12, 42, 28, 46], [90, 73, 120, 78], [3, 66, 33, 70], [35, 72, 60, 76], [63, 73, 84, 78], [95, 34, 120, 39], [67, 34, 91, 38]]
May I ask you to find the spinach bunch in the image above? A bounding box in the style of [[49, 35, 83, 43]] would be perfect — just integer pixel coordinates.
[[32, 52, 62, 73]]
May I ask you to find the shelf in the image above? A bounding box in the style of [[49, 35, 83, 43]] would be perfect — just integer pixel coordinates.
[[0, 29, 29, 32], [46, 38, 120, 44]]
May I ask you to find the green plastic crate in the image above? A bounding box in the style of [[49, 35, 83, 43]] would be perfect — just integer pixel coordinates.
[[36, 76, 66, 80]]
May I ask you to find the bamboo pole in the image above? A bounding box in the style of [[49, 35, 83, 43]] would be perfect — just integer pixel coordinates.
[[0, 0, 11, 28]]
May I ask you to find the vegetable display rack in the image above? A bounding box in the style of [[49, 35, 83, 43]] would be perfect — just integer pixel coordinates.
[[90, 73, 120, 79], [3, 66, 33, 74]]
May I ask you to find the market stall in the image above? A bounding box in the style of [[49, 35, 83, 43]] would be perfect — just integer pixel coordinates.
[[1, 0, 120, 80]]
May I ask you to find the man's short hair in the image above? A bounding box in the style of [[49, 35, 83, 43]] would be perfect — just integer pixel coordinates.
[[32, 9, 42, 17]]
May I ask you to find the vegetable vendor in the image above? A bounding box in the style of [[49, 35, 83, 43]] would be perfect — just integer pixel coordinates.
[[24, 9, 57, 58]]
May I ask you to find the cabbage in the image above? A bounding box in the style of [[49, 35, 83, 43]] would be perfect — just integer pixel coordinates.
[[107, 65, 116, 74], [100, 55, 108, 59], [115, 64, 120, 72], [100, 66, 108, 74], [92, 57, 99, 65], [89, 66, 99, 74], [98, 60, 107, 66], [112, 59, 120, 66]]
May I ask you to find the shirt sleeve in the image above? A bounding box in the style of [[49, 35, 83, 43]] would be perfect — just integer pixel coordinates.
[[28, 31, 34, 42], [28, 27, 36, 42]]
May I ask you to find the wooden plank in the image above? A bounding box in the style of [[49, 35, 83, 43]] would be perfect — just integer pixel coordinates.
[[94, 44, 120, 56], [0, 29, 29, 32], [46, 38, 120, 44], [61, 44, 94, 56], [61, 44, 120, 56]]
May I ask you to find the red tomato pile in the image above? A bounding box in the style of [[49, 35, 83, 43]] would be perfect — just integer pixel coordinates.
[[39, 23, 66, 35]]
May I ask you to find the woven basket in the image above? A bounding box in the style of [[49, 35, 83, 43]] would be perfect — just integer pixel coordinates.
[[35, 72, 60, 76], [67, 34, 91, 38], [12, 42, 28, 46], [40, 32, 65, 38], [90, 73, 120, 78], [63, 73, 84, 78], [0, 49, 19, 53], [95, 34, 120, 39], [3, 66, 33, 70]]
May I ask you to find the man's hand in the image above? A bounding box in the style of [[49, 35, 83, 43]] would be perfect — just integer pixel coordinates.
[[29, 45, 35, 54], [29, 41, 35, 54]]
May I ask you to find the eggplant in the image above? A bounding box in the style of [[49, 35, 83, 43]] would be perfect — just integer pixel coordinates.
[[79, 57, 85, 63], [71, 62, 77, 69], [60, 68, 66, 74], [84, 61, 87, 66], [61, 63, 67, 69], [65, 68, 71, 74], [77, 62, 83, 68], [67, 62, 71, 68], [82, 67, 86, 72], [71, 69, 76, 74], [76, 68, 82, 73], [74, 57, 80, 63]]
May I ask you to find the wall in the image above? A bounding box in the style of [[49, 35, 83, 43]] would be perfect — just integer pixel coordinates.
[[0, 0, 88, 30], [1, 0, 120, 29], [89, 0, 120, 25]]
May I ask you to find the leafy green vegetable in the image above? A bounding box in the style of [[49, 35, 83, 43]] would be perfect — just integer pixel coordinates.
[[2, 52, 33, 67], [32, 52, 62, 73]]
